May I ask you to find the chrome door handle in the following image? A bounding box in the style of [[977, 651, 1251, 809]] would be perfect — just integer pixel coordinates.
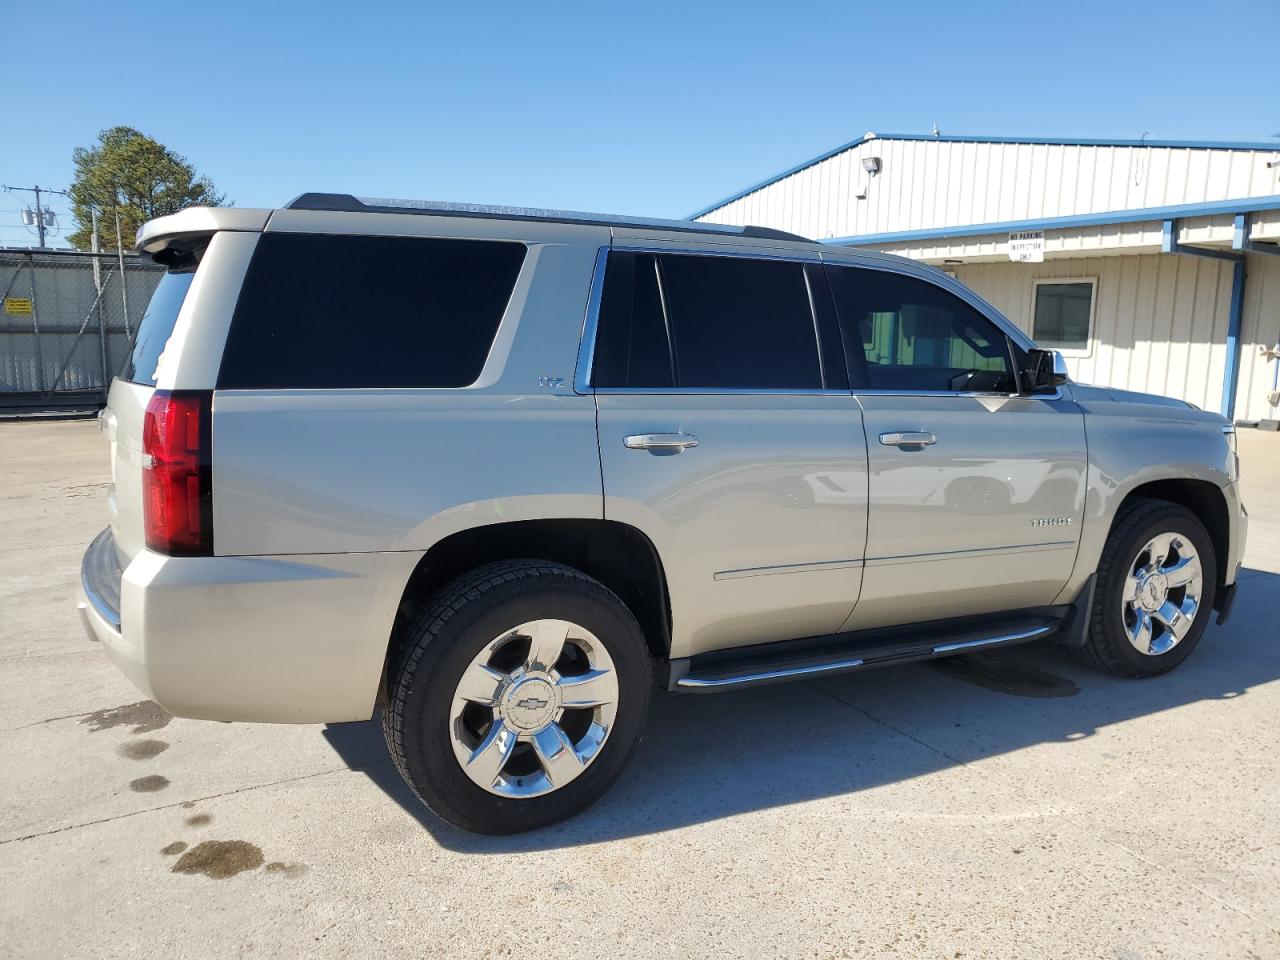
[[624, 433, 700, 451], [879, 431, 937, 447]]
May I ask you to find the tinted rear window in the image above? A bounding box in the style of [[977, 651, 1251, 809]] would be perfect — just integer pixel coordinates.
[[592, 251, 823, 391], [591, 252, 674, 388], [218, 233, 526, 390], [660, 254, 821, 390], [123, 270, 196, 386]]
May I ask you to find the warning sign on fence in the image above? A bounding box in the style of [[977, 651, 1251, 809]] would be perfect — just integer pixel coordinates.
[[4, 297, 33, 316]]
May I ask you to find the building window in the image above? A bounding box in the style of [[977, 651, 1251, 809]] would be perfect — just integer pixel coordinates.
[[1032, 279, 1095, 353]]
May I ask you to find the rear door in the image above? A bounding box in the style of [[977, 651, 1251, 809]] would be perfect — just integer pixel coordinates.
[[825, 263, 1087, 631], [590, 244, 869, 659]]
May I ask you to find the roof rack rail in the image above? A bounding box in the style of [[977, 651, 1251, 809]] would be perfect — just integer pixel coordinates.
[[284, 193, 811, 244]]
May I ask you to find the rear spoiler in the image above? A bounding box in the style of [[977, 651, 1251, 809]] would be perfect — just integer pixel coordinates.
[[135, 207, 271, 257]]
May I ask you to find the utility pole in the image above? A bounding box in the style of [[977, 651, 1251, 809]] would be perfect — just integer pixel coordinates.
[[2, 184, 69, 248]]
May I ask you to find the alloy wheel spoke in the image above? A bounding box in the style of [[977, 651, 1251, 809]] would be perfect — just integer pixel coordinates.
[[467, 721, 518, 787], [454, 663, 508, 706], [524, 620, 570, 672], [1147, 533, 1176, 568], [1122, 574, 1141, 603], [1127, 609, 1153, 654], [1162, 553, 1201, 589], [557, 668, 618, 709], [531, 722, 585, 788], [1153, 600, 1193, 641]]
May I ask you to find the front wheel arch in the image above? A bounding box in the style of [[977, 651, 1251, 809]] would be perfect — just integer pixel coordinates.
[[1111, 479, 1229, 602]]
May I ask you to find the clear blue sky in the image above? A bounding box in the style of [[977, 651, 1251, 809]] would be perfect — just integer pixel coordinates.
[[4, 0, 1278, 246]]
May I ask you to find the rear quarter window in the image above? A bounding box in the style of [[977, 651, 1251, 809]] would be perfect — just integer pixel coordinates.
[[217, 233, 526, 389], [123, 266, 198, 387]]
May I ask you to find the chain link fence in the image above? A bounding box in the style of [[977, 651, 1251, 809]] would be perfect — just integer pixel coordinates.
[[0, 248, 165, 410]]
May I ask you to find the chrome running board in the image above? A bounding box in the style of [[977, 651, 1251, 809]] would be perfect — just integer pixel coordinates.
[[670, 616, 1060, 693]]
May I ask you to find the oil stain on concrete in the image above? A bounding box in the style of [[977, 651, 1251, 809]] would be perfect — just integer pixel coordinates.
[[80, 700, 171, 735], [129, 774, 170, 793], [928, 652, 1080, 698], [171, 841, 264, 879], [117, 739, 169, 761], [160, 841, 188, 856], [185, 813, 212, 827]]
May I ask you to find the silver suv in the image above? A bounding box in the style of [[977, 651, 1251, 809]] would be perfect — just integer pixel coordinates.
[[79, 194, 1247, 834]]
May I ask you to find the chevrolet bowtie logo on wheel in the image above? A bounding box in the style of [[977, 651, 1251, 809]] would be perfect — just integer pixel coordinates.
[[515, 697, 549, 710]]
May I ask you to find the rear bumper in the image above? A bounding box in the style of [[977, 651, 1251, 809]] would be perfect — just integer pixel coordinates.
[[78, 528, 421, 723], [80, 528, 123, 636]]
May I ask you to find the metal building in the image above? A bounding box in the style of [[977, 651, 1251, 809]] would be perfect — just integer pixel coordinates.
[[691, 133, 1280, 423]]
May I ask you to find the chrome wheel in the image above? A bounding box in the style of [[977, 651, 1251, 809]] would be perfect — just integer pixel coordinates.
[[448, 619, 619, 798], [1122, 532, 1204, 656]]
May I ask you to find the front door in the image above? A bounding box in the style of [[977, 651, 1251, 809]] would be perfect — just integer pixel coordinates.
[[824, 263, 1088, 631], [589, 244, 869, 659]]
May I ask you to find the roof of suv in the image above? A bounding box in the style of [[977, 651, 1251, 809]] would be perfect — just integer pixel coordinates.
[[284, 193, 811, 243], [135, 193, 812, 253]]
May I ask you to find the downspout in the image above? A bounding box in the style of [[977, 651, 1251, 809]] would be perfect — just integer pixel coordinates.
[[1223, 258, 1245, 420]]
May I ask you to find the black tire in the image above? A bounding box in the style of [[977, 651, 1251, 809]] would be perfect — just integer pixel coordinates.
[[1076, 498, 1217, 678], [381, 559, 652, 834]]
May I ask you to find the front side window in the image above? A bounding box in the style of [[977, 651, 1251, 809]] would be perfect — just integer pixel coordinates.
[[1032, 279, 1095, 352], [592, 251, 825, 390], [827, 266, 1016, 393], [218, 233, 526, 389]]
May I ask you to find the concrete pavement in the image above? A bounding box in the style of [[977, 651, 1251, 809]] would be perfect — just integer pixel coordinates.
[[1, 420, 1277, 959]]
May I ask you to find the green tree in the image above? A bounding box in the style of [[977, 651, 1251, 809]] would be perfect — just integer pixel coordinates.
[[67, 126, 227, 251]]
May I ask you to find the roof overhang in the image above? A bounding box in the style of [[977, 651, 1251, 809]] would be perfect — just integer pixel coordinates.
[[828, 195, 1280, 264]]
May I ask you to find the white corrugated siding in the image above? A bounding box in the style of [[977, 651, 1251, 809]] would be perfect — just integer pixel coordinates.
[[1235, 253, 1280, 423], [952, 256, 1234, 414], [698, 138, 1280, 240]]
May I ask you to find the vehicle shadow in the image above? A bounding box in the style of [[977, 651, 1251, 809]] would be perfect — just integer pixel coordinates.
[[322, 566, 1280, 854]]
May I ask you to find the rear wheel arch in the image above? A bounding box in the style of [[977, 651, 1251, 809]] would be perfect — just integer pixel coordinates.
[[388, 519, 672, 674]]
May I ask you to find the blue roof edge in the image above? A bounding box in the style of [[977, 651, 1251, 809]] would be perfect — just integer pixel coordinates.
[[689, 132, 1280, 221], [824, 195, 1280, 247]]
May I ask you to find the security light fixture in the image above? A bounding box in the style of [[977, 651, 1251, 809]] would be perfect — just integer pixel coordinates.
[[862, 156, 882, 176]]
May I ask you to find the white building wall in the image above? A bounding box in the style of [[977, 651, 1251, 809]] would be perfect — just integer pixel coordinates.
[[951, 255, 1234, 414], [1236, 253, 1280, 423], [698, 138, 1280, 240]]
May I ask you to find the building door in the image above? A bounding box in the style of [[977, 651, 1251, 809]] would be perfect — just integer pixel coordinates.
[[825, 263, 1088, 631]]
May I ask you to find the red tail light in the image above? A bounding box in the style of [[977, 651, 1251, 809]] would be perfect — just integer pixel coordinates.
[[142, 390, 213, 555]]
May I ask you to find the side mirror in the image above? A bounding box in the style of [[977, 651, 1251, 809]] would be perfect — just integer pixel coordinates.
[[1024, 348, 1069, 394]]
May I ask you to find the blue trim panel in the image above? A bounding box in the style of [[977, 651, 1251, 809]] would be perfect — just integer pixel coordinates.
[[1232, 212, 1280, 257], [689, 132, 1280, 221], [1161, 218, 1243, 262], [827, 195, 1280, 247]]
